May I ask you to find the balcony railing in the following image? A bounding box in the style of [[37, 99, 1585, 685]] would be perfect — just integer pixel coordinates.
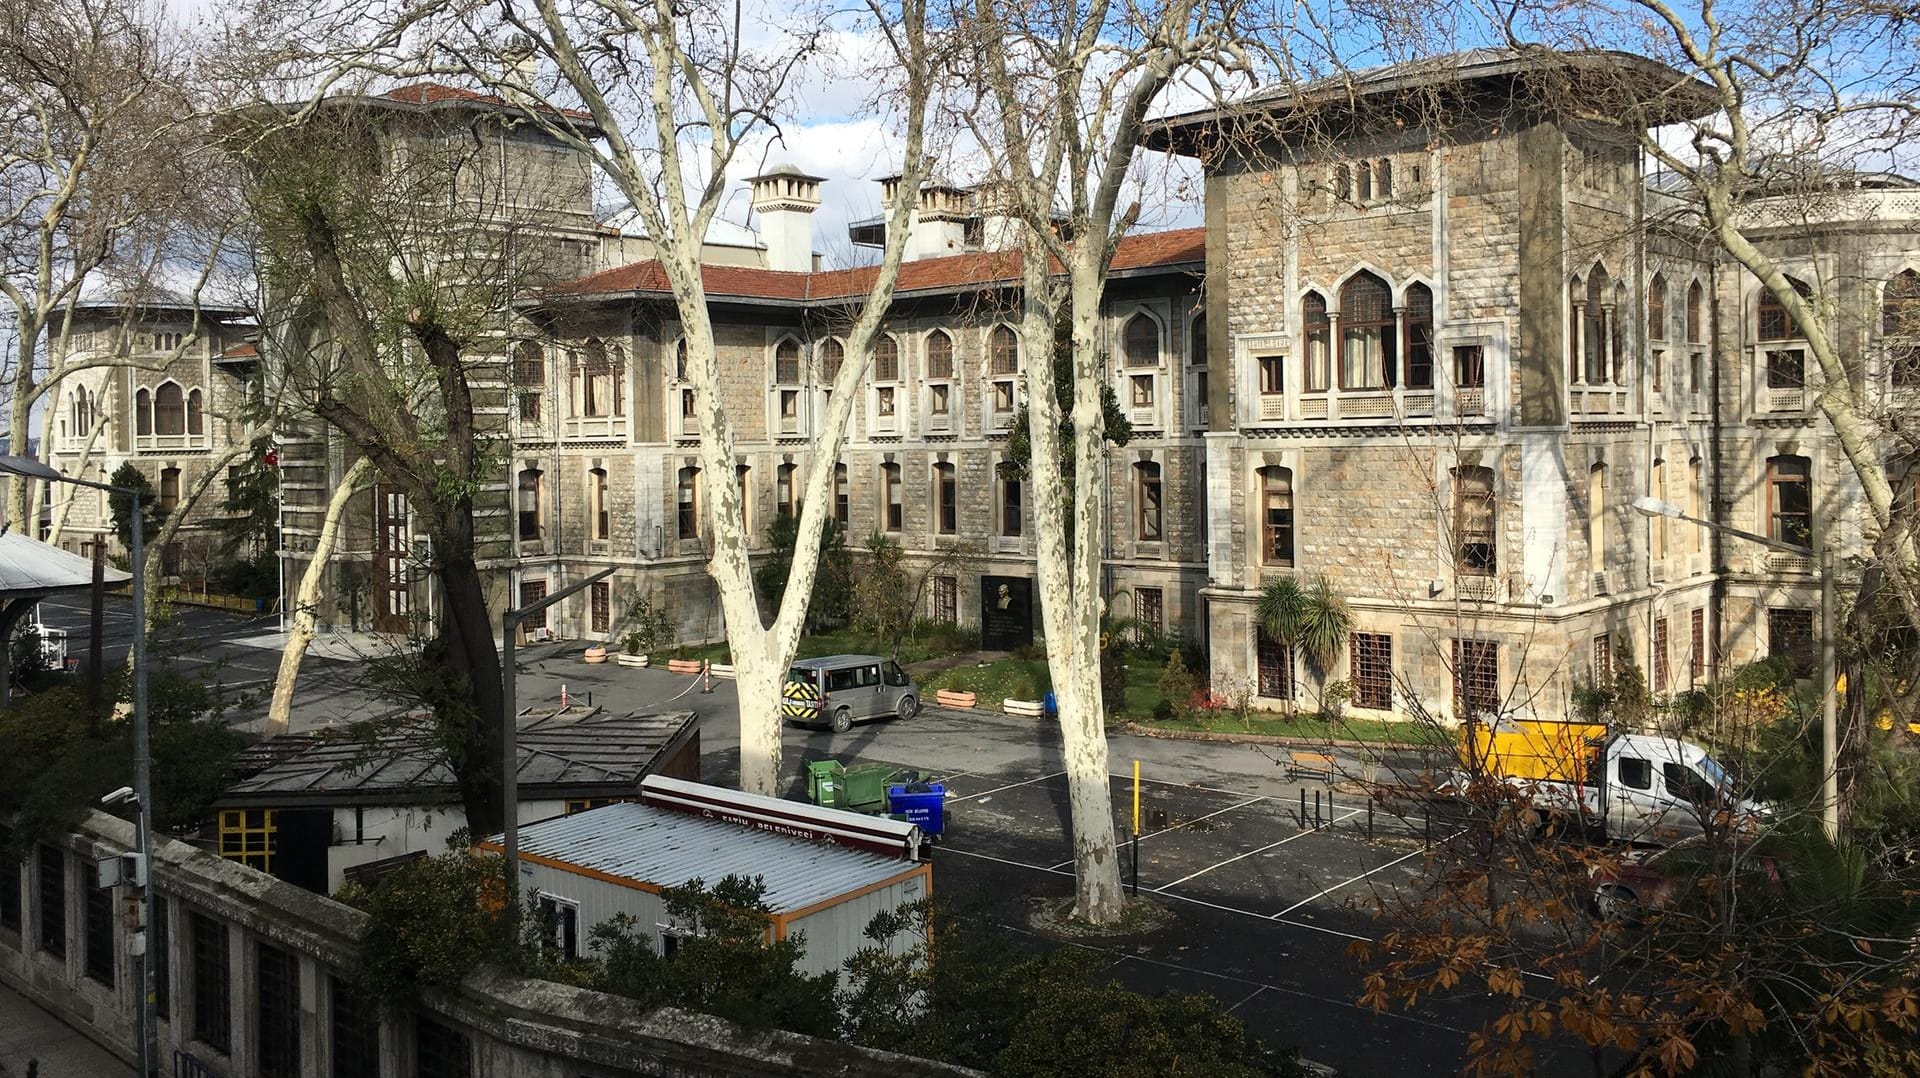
[[1766, 387, 1806, 412], [1572, 385, 1629, 415], [1456, 387, 1486, 416], [562, 414, 629, 440], [135, 432, 208, 452]]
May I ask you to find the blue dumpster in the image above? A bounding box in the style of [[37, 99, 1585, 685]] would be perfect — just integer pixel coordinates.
[[886, 783, 947, 837], [1044, 691, 1058, 717]]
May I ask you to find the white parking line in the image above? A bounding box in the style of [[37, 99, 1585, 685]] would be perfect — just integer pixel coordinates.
[[952, 770, 1068, 802], [1048, 795, 1268, 871], [1153, 808, 1365, 890], [1269, 843, 1435, 919]]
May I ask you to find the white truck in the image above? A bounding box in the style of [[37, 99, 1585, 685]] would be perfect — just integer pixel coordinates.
[[1458, 717, 1762, 844]]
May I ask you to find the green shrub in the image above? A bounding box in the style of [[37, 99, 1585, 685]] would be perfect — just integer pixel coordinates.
[[1157, 651, 1198, 724]]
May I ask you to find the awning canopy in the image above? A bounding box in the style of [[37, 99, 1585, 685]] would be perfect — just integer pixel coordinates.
[[0, 532, 129, 600]]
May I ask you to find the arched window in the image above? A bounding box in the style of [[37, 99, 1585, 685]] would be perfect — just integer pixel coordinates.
[[589, 467, 610, 540], [187, 389, 204, 436], [774, 339, 800, 384], [1453, 466, 1495, 576], [676, 466, 700, 539], [1135, 461, 1163, 540], [1189, 312, 1209, 426], [1884, 270, 1920, 386], [581, 339, 613, 417], [1339, 272, 1393, 390], [135, 389, 152, 436], [518, 469, 542, 540], [820, 339, 845, 384], [1403, 282, 1434, 389], [989, 326, 1019, 375], [1588, 463, 1607, 564], [1334, 163, 1352, 201], [874, 335, 899, 382], [609, 345, 627, 416], [1567, 274, 1584, 380], [1685, 281, 1704, 343], [925, 330, 953, 379], [1375, 159, 1392, 198], [1766, 455, 1812, 547], [674, 339, 688, 381], [1123, 314, 1159, 367], [1302, 292, 1330, 392], [735, 464, 751, 533], [1648, 275, 1668, 341], [1260, 466, 1293, 566], [1584, 267, 1612, 385], [154, 383, 185, 436], [1758, 276, 1811, 341]]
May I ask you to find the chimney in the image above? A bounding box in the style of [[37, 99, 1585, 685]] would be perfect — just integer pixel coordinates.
[[748, 165, 824, 273]]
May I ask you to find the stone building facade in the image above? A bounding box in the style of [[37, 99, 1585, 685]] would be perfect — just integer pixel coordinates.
[[1149, 50, 1920, 724]]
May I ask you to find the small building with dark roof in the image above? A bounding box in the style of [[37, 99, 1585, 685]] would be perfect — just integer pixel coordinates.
[[212, 707, 699, 894]]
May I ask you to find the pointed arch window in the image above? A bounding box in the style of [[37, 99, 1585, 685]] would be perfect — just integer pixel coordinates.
[[874, 335, 900, 382], [1686, 281, 1704, 343], [1758, 277, 1811, 341], [1584, 268, 1613, 385], [136, 389, 152, 436], [1123, 314, 1159, 367], [989, 326, 1019, 375], [154, 383, 186, 436], [187, 389, 204, 436], [1648, 275, 1668, 341], [1884, 270, 1920, 387], [1189, 313, 1209, 427], [1338, 273, 1393, 390], [820, 339, 844, 385], [774, 339, 801, 384], [1302, 292, 1330, 392], [925, 330, 953, 379], [1403, 283, 1434, 389]]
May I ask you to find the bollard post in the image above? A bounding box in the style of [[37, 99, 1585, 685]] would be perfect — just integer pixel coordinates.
[[1314, 789, 1322, 829], [1367, 799, 1375, 841], [701, 661, 713, 694], [1298, 788, 1307, 830], [1130, 833, 1139, 897]]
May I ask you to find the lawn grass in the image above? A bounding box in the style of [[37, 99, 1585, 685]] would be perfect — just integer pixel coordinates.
[[918, 655, 1167, 720], [669, 623, 981, 667], [1137, 710, 1452, 747]]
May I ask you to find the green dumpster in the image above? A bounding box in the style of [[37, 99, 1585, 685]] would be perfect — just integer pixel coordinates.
[[841, 763, 904, 814], [806, 759, 846, 810]]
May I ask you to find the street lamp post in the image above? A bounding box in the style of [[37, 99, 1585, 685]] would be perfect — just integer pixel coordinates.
[[1632, 495, 1838, 839], [0, 455, 155, 1076], [499, 566, 616, 912]]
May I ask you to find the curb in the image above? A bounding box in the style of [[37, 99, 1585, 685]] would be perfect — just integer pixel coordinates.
[[1120, 722, 1432, 752]]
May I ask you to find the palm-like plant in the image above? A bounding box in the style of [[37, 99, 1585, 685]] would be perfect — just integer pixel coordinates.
[[1256, 575, 1353, 676]]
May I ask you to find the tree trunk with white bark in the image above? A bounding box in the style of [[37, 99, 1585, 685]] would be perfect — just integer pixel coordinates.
[[267, 456, 370, 734]]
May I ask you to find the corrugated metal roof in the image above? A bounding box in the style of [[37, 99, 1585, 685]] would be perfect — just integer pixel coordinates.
[[219, 708, 696, 806], [0, 533, 130, 595], [501, 800, 914, 913]]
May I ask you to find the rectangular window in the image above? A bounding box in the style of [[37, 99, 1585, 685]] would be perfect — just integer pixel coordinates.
[[1262, 468, 1293, 565], [330, 976, 380, 1078], [680, 388, 696, 419], [154, 895, 170, 1019], [1651, 348, 1664, 391], [590, 581, 610, 634], [83, 861, 114, 986], [37, 844, 64, 957], [1, 842, 21, 936], [676, 467, 700, 540], [257, 942, 300, 1078], [1136, 464, 1163, 541], [1453, 639, 1499, 722], [1592, 634, 1613, 685], [1767, 456, 1812, 547], [517, 470, 541, 541], [998, 470, 1022, 538], [877, 386, 896, 417], [1452, 345, 1485, 389], [1768, 607, 1816, 676], [994, 381, 1016, 414], [779, 389, 799, 419], [518, 580, 548, 633], [416, 1015, 471, 1078], [191, 911, 231, 1053], [934, 464, 957, 535], [518, 392, 541, 423], [1256, 629, 1293, 700], [930, 384, 950, 415], [1653, 616, 1670, 693], [883, 464, 903, 532], [933, 576, 957, 624], [1137, 587, 1164, 637], [1258, 356, 1284, 395], [590, 469, 610, 541], [1690, 608, 1706, 682], [1689, 352, 1703, 395], [1766, 349, 1805, 389], [535, 894, 581, 961], [1130, 374, 1155, 407], [1350, 632, 1392, 710]]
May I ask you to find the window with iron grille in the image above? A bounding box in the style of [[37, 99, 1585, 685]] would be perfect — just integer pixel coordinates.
[[1691, 608, 1706, 682], [37, 844, 64, 957], [1768, 607, 1817, 676], [330, 976, 380, 1078], [1350, 632, 1392, 710], [519, 580, 548, 632], [1136, 588, 1163, 638], [83, 861, 114, 986], [1256, 629, 1293, 700], [257, 942, 300, 1078], [1653, 616, 1670, 693], [191, 911, 230, 1052], [1453, 639, 1498, 721], [416, 1015, 472, 1078], [933, 576, 957, 624], [590, 582, 610, 634], [1592, 634, 1613, 684]]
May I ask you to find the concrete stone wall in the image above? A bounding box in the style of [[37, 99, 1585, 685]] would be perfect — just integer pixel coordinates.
[[0, 812, 978, 1078]]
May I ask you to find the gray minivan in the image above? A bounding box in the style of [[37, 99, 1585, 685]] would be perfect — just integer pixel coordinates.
[[783, 654, 919, 733]]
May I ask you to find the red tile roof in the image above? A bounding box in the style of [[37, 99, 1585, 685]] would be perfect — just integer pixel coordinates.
[[381, 82, 596, 123], [541, 227, 1203, 304]]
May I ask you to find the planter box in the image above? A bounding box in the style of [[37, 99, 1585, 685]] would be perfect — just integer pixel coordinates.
[[583, 647, 608, 664], [666, 659, 705, 675], [934, 689, 977, 709], [709, 663, 737, 679], [1003, 698, 1045, 717], [615, 653, 649, 668]]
